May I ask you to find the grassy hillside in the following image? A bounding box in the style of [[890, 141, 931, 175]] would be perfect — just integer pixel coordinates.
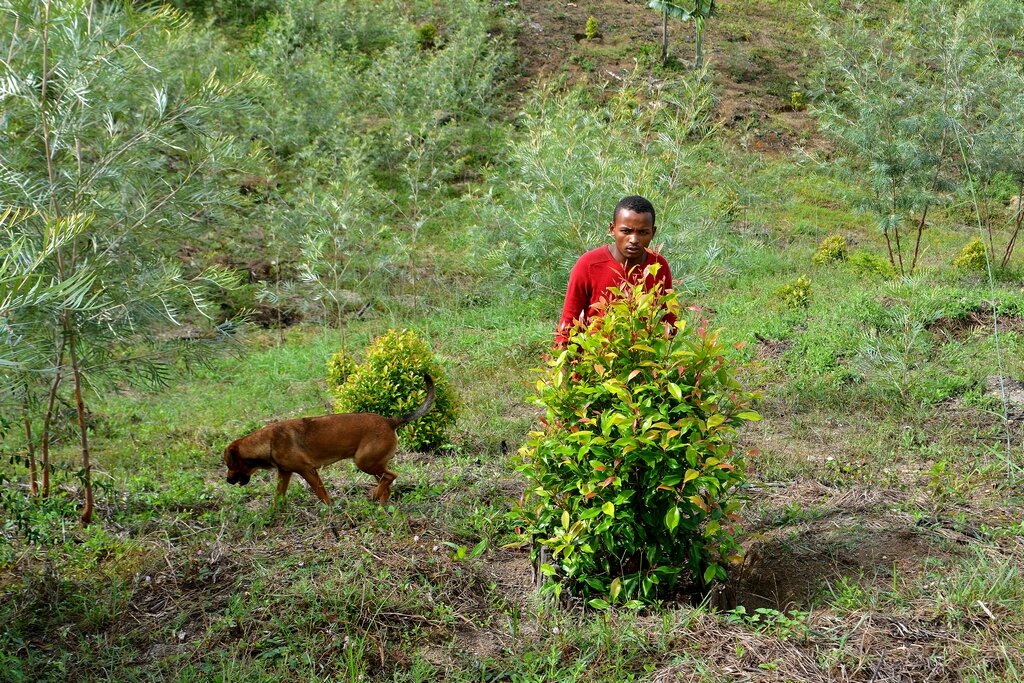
[[2, 0, 1023, 681]]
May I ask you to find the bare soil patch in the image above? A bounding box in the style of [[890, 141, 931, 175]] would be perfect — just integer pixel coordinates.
[[928, 309, 1024, 341], [513, 0, 822, 149]]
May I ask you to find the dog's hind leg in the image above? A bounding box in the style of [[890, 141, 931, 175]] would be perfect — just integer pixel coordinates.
[[354, 443, 398, 504], [370, 470, 397, 504], [298, 469, 333, 506]]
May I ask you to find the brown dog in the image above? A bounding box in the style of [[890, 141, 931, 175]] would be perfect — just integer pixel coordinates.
[[223, 376, 435, 505]]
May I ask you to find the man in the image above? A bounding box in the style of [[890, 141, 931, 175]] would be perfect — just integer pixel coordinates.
[[555, 195, 674, 346]]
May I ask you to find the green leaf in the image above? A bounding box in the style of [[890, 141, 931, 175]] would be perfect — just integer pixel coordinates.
[[667, 382, 683, 401], [647, 1, 693, 22], [703, 564, 718, 585], [737, 411, 762, 421], [602, 502, 615, 517], [683, 468, 699, 483], [562, 510, 570, 529], [610, 577, 623, 601], [588, 598, 611, 610], [665, 506, 680, 533], [539, 563, 556, 577], [469, 539, 488, 558]]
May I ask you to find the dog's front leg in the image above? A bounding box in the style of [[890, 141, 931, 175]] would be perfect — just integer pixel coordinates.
[[274, 470, 293, 509], [298, 469, 333, 506]]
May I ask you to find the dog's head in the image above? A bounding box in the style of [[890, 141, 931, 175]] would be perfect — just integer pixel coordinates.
[[223, 441, 254, 486]]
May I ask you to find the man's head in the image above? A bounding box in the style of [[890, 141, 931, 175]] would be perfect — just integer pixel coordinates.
[[612, 195, 656, 226], [609, 195, 657, 265]]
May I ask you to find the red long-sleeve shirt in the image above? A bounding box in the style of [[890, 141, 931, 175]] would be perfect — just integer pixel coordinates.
[[555, 246, 674, 345]]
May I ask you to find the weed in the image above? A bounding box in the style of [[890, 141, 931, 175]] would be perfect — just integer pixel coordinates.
[[776, 276, 812, 309], [812, 234, 847, 265], [723, 606, 812, 641]]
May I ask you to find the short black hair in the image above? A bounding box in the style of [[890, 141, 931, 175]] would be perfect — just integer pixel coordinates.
[[613, 195, 656, 225]]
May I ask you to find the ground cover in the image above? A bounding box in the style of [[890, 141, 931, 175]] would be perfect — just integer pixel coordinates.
[[2, 0, 1024, 681]]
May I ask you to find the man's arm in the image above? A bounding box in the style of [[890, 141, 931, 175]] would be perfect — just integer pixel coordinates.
[[555, 260, 591, 346], [660, 259, 677, 331]]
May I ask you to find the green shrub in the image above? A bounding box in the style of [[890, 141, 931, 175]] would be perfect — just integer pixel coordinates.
[[812, 234, 847, 265], [515, 273, 758, 607], [585, 16, 599, 40], [416, 22, 438, 50], [789, 89, 807, 111], [328, 329, 458, 451], [953, 238, 989, 270], [848, 250, 895, 278], [326, 347, 358, 389], [776, 276, 812, 309]]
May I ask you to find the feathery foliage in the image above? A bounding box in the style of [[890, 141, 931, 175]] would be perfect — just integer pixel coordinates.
[[484, 76, 722, 297], [0, 0, 256, 522], [814, 0, 1024, 274]]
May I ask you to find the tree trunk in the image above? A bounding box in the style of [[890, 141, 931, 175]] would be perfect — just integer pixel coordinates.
[[41, 339, 66, 498], [1001, 182, 1024, 270], [22, 392, 38, 497], [882, 227, 897, 273], [661, 10, 668, 65], [910, 204, 929, 274], [68, 334, 93, 526], [892, 222, 905, 276], [983, 191, 995, 262]]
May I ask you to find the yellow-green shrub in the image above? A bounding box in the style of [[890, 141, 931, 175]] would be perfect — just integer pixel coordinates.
[[326, 348, 357, 389], [848, 250, 894, 278], [776, 275, 812, 309], [812, 234, 847, 265], [327, 329, 458, 451], [953, 238, 988, 270]]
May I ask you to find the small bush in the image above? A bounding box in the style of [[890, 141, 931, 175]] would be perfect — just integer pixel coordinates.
[[953, 238, 989, 270], [515, 271, 758, 607], [326, 347, 357, 389], [776, 276, 812, 309], [416, 22, 438, 50], [328, 329, 458, 451], [789, 90, 807, 111], [848, 250, 895, 278], [585, 16, 599, 40], [812, 234, 847, 265]]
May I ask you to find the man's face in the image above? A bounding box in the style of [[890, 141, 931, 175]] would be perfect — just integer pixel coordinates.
[[609, 208, 656, 264]]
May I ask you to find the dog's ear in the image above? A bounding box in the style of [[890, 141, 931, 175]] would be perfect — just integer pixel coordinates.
[[224, 442, 240, 467]]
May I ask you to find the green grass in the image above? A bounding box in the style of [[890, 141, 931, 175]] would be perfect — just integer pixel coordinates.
[[4, 0, 1024, 680]]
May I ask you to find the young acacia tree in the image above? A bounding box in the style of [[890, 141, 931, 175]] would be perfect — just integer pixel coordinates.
[[0, 0, 255, 524], [815, 0, 1024, 274], [815, 8, 948, 276], [0, 208, 95, 498]]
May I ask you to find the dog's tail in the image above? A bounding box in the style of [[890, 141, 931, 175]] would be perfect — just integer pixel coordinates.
[[389, 375, 435, 429]]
